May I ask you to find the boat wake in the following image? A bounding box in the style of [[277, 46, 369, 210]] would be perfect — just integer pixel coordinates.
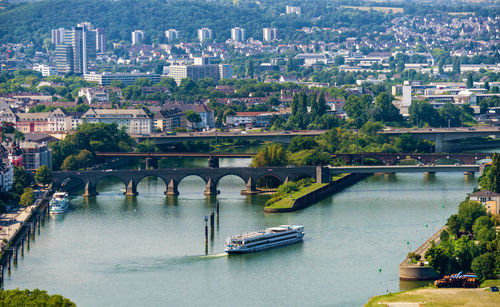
[[198, 253, 228, 259], [98, 253, 228, 273]]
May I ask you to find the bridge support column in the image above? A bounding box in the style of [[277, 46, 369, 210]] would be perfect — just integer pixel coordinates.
[[204, 178, 219, 196], [316, 166, 330, 184], [165, 179, 179, 196], [125, 180, 138, 196], [208, 157, 220, 168], [241, 177, 259, 195], [145, 157, 158, 169], [82, 181, 98, 197], [464, 171, 475, 179]]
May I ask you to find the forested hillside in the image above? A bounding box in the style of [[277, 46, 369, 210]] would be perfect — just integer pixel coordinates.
[[0, 0, 393, 45]]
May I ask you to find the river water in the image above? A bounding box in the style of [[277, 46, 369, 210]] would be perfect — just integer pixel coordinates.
[[4, 158, 477, 306]]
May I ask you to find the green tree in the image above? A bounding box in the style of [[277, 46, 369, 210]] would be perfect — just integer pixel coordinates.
[[334, 55, 345, 66], [472, 216, 493, 236], [395, 133, 433, 153], [452, 57, 461, 75], [0, 289, 75, 306], [371, 92, 402, 123], [466, 73, 473, 88], [246, 59, 254, 79], [446, 214, 461, 237], [409, 100, 442, 127], [110, 80, 124, 88], [250, 144, 289, 167], [75, 149, 93, 168], [471, 253, 495, 280], [19, 188, 34, 207], [425, 242, 455, 275], [304, 150, 332, 166], [135, 140, 159, 153], [289, 136, 318, 152], [61, 155, 79, 171], [12, 166, 31, 200], [34, 165, 52, 186], [344, 95, 372, 128], [483, 153, 500, 192], [185, 110, 202, 129], [456, 199, 487, 233]]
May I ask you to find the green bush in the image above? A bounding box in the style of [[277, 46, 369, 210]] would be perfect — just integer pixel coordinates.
[[276, 182, 299, 195]]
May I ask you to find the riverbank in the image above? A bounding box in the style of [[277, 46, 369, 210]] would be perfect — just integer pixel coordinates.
[[0, 190, 50, 286], [365, 280, 500, 307], [264, 173, 368, 212], [398, 226, 446, 281]]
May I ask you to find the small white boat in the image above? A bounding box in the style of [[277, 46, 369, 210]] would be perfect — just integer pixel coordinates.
[[49, 192, 69, 214], [225, 225, 304, 254]]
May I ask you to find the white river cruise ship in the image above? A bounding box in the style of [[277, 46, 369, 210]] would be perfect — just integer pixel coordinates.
[[224, 225, 304, 254]]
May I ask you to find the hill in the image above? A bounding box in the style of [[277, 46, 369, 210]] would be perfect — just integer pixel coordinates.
[[0, 0, 393, 45]]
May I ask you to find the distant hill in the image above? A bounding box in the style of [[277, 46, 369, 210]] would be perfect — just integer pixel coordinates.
[[0, 0, 396, 45]]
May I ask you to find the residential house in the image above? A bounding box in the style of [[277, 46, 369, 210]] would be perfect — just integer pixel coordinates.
[[469, 190, 500, 215]]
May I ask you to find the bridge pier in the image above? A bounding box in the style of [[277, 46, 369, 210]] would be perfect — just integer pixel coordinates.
[[204, 178, 219, 196], [82, 181, 98, 197], [125, 180, 138, 196], [165, 179, 179, 196], [241, 177, 259, 195], [316, 166, 331, 183], [208, 157, 220, 168], [145, 157, 158, 169]]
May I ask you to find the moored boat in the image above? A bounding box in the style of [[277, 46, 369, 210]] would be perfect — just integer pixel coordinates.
[[50, 192, 69, 214], [224, 225, 304, 254]]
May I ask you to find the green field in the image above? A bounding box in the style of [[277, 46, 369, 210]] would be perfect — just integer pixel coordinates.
[[265, 183, 327, 210], [365, 280, 500, 307], [265, 174, 349, 210]]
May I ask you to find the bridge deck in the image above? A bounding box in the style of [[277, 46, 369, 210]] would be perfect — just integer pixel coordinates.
[[329, 165, 480, 173]]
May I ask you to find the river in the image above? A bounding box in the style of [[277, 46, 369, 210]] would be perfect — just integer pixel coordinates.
[[4, 157, 477, 306]]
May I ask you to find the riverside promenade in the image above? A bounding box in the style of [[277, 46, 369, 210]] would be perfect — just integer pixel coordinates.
[[0, 190, 50, 287], [399, 226, 447, 281]]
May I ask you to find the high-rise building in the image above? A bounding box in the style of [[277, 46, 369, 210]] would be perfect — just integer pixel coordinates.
[[54, 45, 73, 74], [263, 27, 278, 42], [230, 27, 246, 42], [51, 28, 66, 45], [286, 5, 301, 15], [131, 30, 145, 45], [165, 29, 180, 43], [96, 28, 107, 53], [197, 28, 213, 43], [54, 24, 97, 75]]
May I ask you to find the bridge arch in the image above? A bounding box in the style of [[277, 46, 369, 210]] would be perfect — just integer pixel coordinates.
[[256, 173, 283, 189], [177, 174, 208, 186], [136, 175, 168, 194], [95, 175, 128, 193], [136, 174, 169, 187], [56, 176, 86, 193], [216, 174, 247, 195]]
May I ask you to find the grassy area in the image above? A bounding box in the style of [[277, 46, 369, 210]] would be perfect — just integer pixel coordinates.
[[365, 280, 500, 307], [341, 5, 404, 14], [265, 183, 327, 209], [265, 174, 348, 210]]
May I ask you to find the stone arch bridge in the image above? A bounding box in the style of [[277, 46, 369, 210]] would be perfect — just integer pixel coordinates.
[[52, 166, 326, 197]]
